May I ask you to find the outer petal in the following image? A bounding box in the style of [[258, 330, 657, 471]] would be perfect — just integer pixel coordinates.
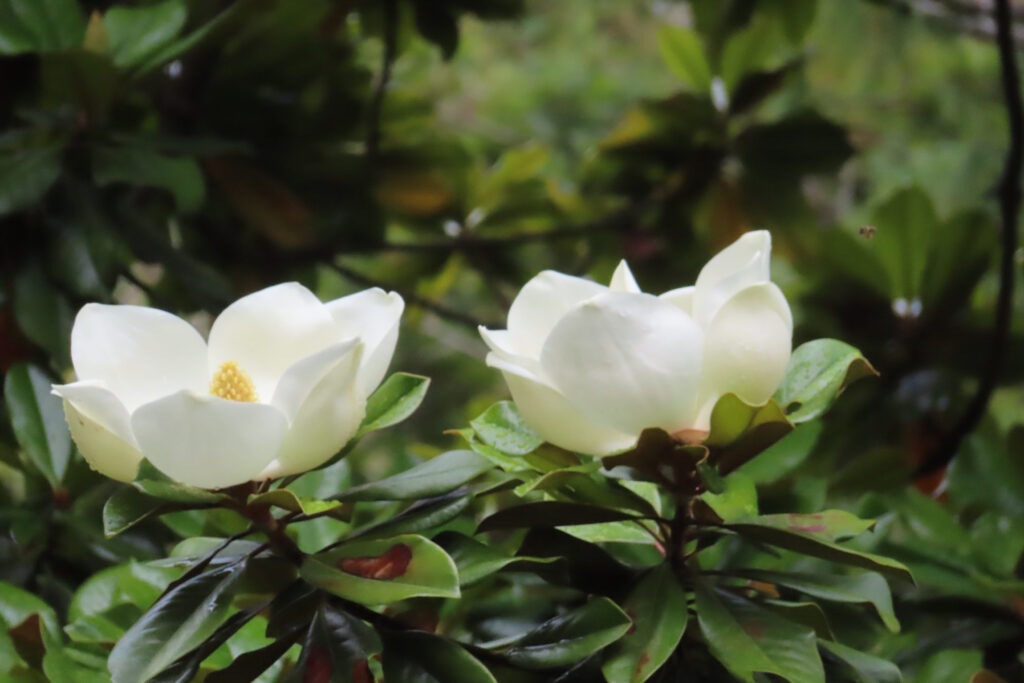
[[70, 304, 207, 412], [131, 391, 288, 489], [52, 381, 142, 482], [609, 261, 642, 293], [505, 271, 606, 359], [479, 327, 521, 359], [207, 283, 343, 401], [261, 341, 365, 479], [660, 285, 695, 316], [488, 356, 636, 456], [698, 282, 792, 419], [693, 230, 772, 326], [324, 288, 404, 396], [540, 291, 705, 436]]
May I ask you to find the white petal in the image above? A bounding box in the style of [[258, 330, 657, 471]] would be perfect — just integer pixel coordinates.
[[699, 282, 792, 415], [609, 261, 641, 293], [207, 283, 343, 401], [324, 288, 404, 396], [494, 361, 636, 456], [479, 327, 521, 359], [70, 304, 207, 412], [693, 230, 772, 326], [540, 291, 705, 436], [52, 381, 142, 482], [505, 270, 606, 359], [261, 342, 365, 479], [660, 286, 695, 316], [131, 391, 288, 489]]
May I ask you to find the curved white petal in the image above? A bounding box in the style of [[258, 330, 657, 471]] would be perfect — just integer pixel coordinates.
[[53, 381, 142, 482], [131, 391, 288, 489], [479, 327, 522, 359], [496, 362, 636, 456], [693, 230, 772, 326], [660, 285, 695, 316], [540, 291, 705, 436], [207, 283, 343, 401], [261, 342, 365, 479], [70, 304, 207, 412], [609, 261, 641, 293], [505, 271, 606, 359], [325, 288, 403, 396], [699, 282, 792, 415]]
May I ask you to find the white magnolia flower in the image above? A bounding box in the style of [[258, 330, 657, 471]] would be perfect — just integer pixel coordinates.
[[52, 283, 404, 489], [479, 230, 792, 455]]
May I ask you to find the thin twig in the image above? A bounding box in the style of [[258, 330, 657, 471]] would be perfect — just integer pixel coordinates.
[[916, 0, 1022, 477], [366, 0, 398, 161], [330, 261, 501, 329]]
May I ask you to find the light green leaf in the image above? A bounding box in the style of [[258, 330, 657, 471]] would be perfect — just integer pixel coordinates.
[[703, 472, 758, 522], [103, 488, 165, 537], [357, 372, 430, 437], [818, 640, 902, 683], [774, 339, 878, 423], [656, 25, 711, 92], [471, 400, 543, 455], [103, 0, 187, 68]]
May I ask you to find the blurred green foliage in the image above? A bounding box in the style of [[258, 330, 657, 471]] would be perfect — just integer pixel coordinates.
[[2, 0, 1024, 681]]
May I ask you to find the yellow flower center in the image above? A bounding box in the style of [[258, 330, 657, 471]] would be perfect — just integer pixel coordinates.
[[209, 361, 258, 403]]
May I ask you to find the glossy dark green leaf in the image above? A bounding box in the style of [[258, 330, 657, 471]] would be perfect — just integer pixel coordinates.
[[93, 146, 205, 212], [774, 339, 878, 423], [471, 401, 543, 455], [205, 631, 300, 683], [356, 492, 471, 540], [132, 460, 229, 504], [103, 488, 166, 537], [602, 565, 688, 683], [477, 502, 644, 533], [4, 363, 71, 488], [103, 0, 187, 68], [286, 600, 381, 683], [694, 581, 824, 683], [726, 519, 913, 582], [818, 640, 902, 683], [357, 373, 430, 437], [499, 597, 631, 669], [0, 0, 84, 54], [0, 144, 63, 215], [107, 562, 246, 683], [434, 531, 558, 586], [739, 569, 899, 632], [383, 631, 495, 683], [301, 535, 459, 605], [336, 450, 491, 502]]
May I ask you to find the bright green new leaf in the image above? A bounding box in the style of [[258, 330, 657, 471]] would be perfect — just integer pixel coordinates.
[[357, 372, 430, 437], [471, 400, 543, 455], [774, 339, 878, 423], [656, 25, 712, 93], [703, 472, 758, 522]]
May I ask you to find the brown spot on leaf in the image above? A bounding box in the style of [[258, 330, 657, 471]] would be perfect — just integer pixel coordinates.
[[352, 659, 373, 683], [789, 524, 828, 533], [634, 651, 650, 679], [7, 613, 44, 670], [746, 580, 780, 599], [625, 609, 637, 635], [303, 646, 331, 683], [338, 543, 413, 580], [742, 621, 765, 639]]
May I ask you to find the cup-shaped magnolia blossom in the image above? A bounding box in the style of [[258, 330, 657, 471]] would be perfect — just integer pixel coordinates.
[[479, 230, 792, 456], [52, 283, 404, 489]]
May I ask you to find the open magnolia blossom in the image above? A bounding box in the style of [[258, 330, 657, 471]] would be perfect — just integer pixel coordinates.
[[52, 283, 404, 489], [479, 230, 792, 456]]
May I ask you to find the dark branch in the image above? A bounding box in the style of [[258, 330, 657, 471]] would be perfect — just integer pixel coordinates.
[[864, 0, 1024, 45], [366, 0, 398, 161], [916, 0, 1022, 477]]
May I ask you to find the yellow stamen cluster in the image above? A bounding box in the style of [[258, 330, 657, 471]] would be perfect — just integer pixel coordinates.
[[209, 361, 258, 403]]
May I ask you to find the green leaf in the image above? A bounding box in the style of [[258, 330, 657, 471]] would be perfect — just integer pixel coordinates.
[[4, 364, 71, 488], [434, 531, 558, 586], [727, 519, 913, 582], [703, 472, 758, 522], [0, 144, 63, 215], [471, 401, 543, 455], [132, 460, 229, 504], [602, 565, 688, 683], [774, 339, 878, 423], [914, 650, 982, 683], [247, 489, 352, 521], [356, 491, 471, 540], [736, 422, 821, 484], [13, 266, 73, 367], [477, 502, 644, 533], [0, 0, 84, 54], [289, 601, 381, 683], [499, 597, 632, 669], [68, 563, 177, 623], [103, 0, 187, 68], [739, 569, 899, 632], [107, 562, 246, 683], [694, 581, 824, 683], [720, 12, 790, 90], [383, 631, 496, 683], [818, 640, 902, 683], [103, 488, 166, 537], [656, 25, 711, 93], [300, 535, 460, 605], [706, 394, 793, 474], [740, 511, 875, 542], [357, 372, 430, 437], [335, 450, 492, 502], [93, 146, 205, 212]]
